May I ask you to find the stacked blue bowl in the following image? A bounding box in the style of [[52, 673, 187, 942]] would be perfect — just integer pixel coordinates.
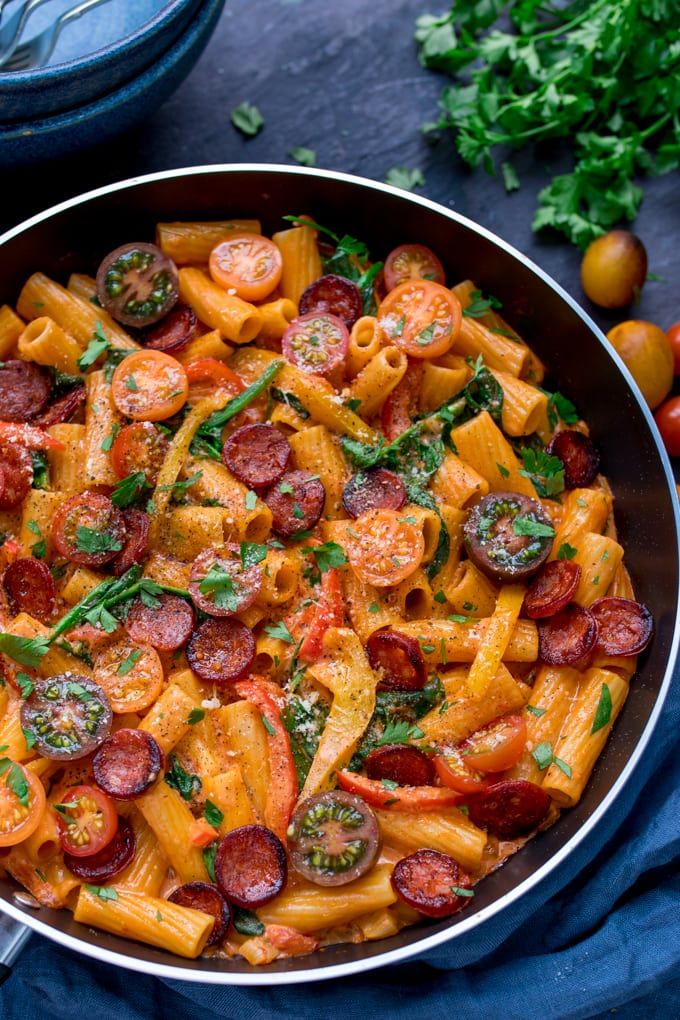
[[0, 0, 225, 165]]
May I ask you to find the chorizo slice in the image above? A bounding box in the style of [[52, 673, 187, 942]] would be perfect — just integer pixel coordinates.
[[538, 603, 598, 666], [591, 596, 653, 656], [214, 825, 287, 908], [391, 849, 473, 918], [467, 779, 551, 837], [92, 728, 162, 800]]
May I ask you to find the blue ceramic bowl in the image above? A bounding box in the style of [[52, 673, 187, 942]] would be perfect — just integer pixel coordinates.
[[0, 0, 225, 165], [0, 0, 203, 122]]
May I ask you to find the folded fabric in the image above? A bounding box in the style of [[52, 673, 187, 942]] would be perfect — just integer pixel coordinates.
[[1, 668, 678, 1020]]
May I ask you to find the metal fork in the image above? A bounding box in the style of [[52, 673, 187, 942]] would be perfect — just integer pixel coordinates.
[[0, 0, 52, 65], [1, 0, 113, 71]]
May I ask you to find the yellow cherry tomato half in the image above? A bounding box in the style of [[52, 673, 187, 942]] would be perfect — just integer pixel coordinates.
[[377, 279, 462, 359], [111, 350, 189, 421], [606, 320, 673, 410], [209, 234, 283, 302], [345, 509, 425, 587], [0, 760, 46, 847], [94, 638, 164, 714]]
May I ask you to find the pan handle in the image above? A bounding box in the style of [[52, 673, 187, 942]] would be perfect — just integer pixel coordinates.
[[0, 913, 30, 985]]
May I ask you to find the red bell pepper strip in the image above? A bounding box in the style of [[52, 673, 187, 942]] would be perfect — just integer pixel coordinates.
[[0, 423, 65, 450], [234, 678, 298, 842], [299, 567, 344, 663], [336, 769, 461, 811]]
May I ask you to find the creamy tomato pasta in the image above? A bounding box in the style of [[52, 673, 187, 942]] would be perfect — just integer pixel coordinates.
[[0, 215, 653, 964]]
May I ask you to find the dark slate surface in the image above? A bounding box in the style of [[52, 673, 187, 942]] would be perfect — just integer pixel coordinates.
[[2, 0, 679, 338]]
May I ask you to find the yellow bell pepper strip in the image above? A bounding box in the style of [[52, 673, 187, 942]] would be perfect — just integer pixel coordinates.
[[467, 584, 526, 697]]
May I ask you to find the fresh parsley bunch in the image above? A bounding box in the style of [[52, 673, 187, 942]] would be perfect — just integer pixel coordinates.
[[415, 0, 680, 246]]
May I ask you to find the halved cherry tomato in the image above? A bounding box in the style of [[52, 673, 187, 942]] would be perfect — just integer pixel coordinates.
[[281, 312, 349, 377], [0, 761, 46, 847], [461, 714, 527, 774], [96, 243, 179, 328], [110, 421, 170, 485], [298, 566, 344, 662], [55, 784, 118, 857], [667, 322, 680, 376], [93, 638, 164, 714], [0, 422, 65, 450], [384, 244, 446, 292], [209, 234, 283, 301], [433, 747, 491, 796], [335, 769, 460, 810], [111, 350, 188, 421], [345, 509, 424, 587], [51, 492, 126, 568], [377, 280, 461, 359], [185, 359, 245, 404], [654, 396, 680, 457]]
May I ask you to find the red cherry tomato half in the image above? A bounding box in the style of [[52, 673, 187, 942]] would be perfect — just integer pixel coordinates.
[[433, 747, 491, 796], [281, 312, 349, 377], [55, 784, 118, 858], [110, 421, 169, 486], [209, 234, 283, 302], [111, 350, 188, 422], [383, 244, 446, 292], [666, 322, 680, 376], [185, 359, 245, 404], [377, 280, 461, 359], [460, 715, 527, 774], [654, 396, 680, 457]]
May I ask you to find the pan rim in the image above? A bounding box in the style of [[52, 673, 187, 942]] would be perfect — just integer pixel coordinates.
[[1, 163, 678, 985]]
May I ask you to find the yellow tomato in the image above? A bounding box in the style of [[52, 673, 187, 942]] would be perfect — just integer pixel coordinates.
[[581, 231, 647, 309], [606, 320, 673, 409]]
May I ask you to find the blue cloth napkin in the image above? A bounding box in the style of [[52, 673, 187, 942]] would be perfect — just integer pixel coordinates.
[[2, 668, 678, 1020]]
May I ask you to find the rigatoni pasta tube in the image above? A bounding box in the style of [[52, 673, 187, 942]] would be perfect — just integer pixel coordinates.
[[19, 490, 65, 558], [116, 819, 168, 896], [136, 782, 209, 883], [418, 664, 528, 746], [419, 356, 469, 412], [441, 559, 498, 618], [489, 368, 549, 436], [431, 452, 489, 508], [17, 273, 137, 351], [572, 532, 623, 607], [73, 888, 213, 958], [164, 506, 228, 560], [347, 316, 383, 377], [452, 302, 530, 377], [138, 685, 195, 756], [397, 617, 538, 665], [216, 701, 270, 822], [84, 371, 122, 488], [47, 424, 87, 493], [375, 809, 486, 873], [202, 766, 255, 834], [542, 668, 628, 807], [18, 317, 84, 376], [182, 457, 272, 542], [256, 548, 300, 606], [178, 268, 262, 344], [347, 346, 407, 418], [272, 223, 323, 304], [258, 865, 397, 933], [0, 304, 24, 357], [341, 568, 403, 642], [451, 411, 536, 497], [393, 568, 434, 620], [550, 487, 612, 554], [257, 298, 297, 340], [507, 665, 581, 784], [289, 424, 348, 519], [175, 329, 234, 365], [156, 219, 261, 263]]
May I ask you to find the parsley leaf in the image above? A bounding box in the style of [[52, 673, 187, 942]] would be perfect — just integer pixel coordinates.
[[78, 322, 110, 370], [16, 673, 33, 699], [188, 708, 205, 725], [289, 147, 316, 167], [85, 885, 118, 902], [301, 541, 348, 573], [385, 166, 425, 191], [558, 543, 578, 561], [463, 289, 503, 319], [164, 754, 201, 801], [231, 102, 264, 137], [117, 649, 142, 676], [232, 907, 265, 936], [203, 800, 224, 828], [0, 633, 50, 668], [198, 564, 241, 613], [27, 519, 46, 559], [264, 620, 295, 644], [512, 516, 555, 539], [75, 526, 123, 556], [591, 682, 613, 734], [111, 471, 149, 509], [519, 447, 565, 498], [0, 758, 30, 806], [202, 842, 218, 882], [240, 542, 268, 569]]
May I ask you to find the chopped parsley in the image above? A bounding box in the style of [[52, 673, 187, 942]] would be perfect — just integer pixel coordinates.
[[462, 289, 503, 319], [117, 649, 142, 676], [557, 543, 578, 561], [164, 754, 201, 801], [301, 541, 347, 573], [0, 758, 30, 806], [111, 471, 149, 509], [519, 447, 565, 498], [75, 526, 123, 556], [77, 322, 110, 370], [512, 516, 555, 539], [188, 708, 205, 725], [591, 683, 613, 734], [198, 564, 241, 613], [385, 166, 425, 192], [264, 620, 295, 644], [85, 885, 118, 902], [203, 800, 224, 828], [27, 519, 46, 560], [231, 102, 264, 137], [288, 147, 316, 167]]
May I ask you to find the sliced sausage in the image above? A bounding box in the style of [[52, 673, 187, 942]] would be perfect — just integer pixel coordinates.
[[591, 597, 653, 656], [168, 882, 230, 946], [110, 509, 150, 578], [0, 360, 51, 421], [464, 491, 554, 583], [366, 630, 427, 691], [64, 817, 136, 883], [214, 824, 287, 908], [189, 547, 262, 617], [0, 443, 33, 509], [299, 274, 363, 329], [467, 779, 551, 837], [3, 557, 56, 621], [365, 745, 435, 787], [391, 849, 473, 918], [342, 468, 407, 519], [33, 385, 86, 427], [142, 302, 197, 352], [263, 469, 325, 538], [92, 728, 162, 800], [186, 618, 256, 684], [538, 603, 598, 666], [222, 423, 291, 491], [524, 560, 581, 619], [125, 592, 195, 653], [546, 430, 600, 488]]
